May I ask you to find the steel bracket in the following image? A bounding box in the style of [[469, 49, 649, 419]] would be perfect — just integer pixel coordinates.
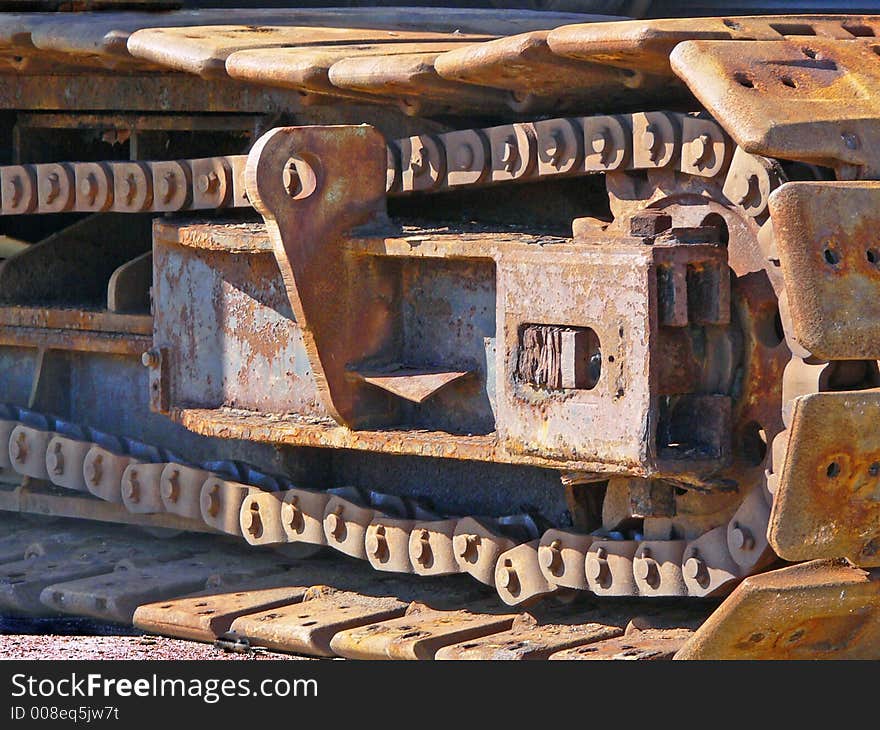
[[246, 125, 398, 428]]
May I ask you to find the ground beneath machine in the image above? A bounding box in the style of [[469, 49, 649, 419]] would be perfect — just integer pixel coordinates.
[[0, 514, 713, 661]]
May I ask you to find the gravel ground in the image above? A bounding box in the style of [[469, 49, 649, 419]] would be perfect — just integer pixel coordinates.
[[0, 616, 309, 660]]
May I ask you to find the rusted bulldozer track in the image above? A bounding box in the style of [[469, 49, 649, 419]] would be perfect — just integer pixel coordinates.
[[0, 511, 710, 660], [0, 7, 879, 660]]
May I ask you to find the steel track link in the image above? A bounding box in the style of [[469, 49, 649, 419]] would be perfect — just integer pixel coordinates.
[[0, 511, 711, 660]]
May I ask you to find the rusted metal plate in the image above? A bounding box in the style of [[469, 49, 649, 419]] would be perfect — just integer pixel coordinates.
[[132, 577, 309, 642], [229, 589, 408, 657], [670, 38, 880, 175], [39, 552, 285, 623], [769, 181, 880, 359], [769, 390, 880, 567], [225, 41, 474, 100], [328, 602, 516, 660], [436, 615, 623, 660], [245, 125, 396, 428], [354, 367, 472, 404], [433, 30, 642, 106], [0, 542, 155, 615], [326, 52, 510, 113], [23, 7, 589, 65], [0, 524, 93, 564], [126, 26, 490, 79], [549, 627, 693, 660], [547, 16, 880, 75], [677, 560, 880, 659], [2, 479, 213, 533]]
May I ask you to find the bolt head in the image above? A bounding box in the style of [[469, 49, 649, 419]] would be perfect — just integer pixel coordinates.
[[731, 522, 755, 551], [414, 533, 431, 565], [590, 130, 609, 155], [197, 171, 218, 195], [498, 565, 519, 592], [141, 349, 160, 369], [366, 527, 386, 558], [635, 557, 660, 588], [246, 509, 262, 538], [545, 131, 565, 166], [326, 510, 344, 539]]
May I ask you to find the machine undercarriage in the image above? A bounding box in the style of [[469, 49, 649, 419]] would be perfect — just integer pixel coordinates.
[[0, 4, 877, 659]]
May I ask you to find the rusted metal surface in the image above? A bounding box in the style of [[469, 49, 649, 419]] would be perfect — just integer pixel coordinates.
[[677, 560, 880, 659], [0, 481, 212, 533], [40, 551, 287, 624], [0, 156, 248, 217], [126, 26, 492, 80], [770, 181, 880, 359], [245, 125, 396, 429], [538, 529, 592, 590], [18, 7, 589, 68], [230, 589, 409, 657], [354, 367, 473, 404], [436, 614, 623, 660], [551, 627, 694, 660], [494, 540, 558, 606], [326, 51, 510, 114], [3, 1, 879, 656], [133, 577, 310, 643], [433, 30, 642, 108], [328, 602, 517, 660], [225, 42, 472, 107], [770, 390, 880, 567], [670, 37, 880, 176], [547, 15, 880, 75]]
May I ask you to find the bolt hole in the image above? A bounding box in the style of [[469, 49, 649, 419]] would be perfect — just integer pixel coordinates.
[[282, 154, 319, 200], [734, 72, 755, 88], [827, 462, 841, 478], [870, 462, 880, 477], [824, 248, 840, 265], [803, 47, 818, 58], [781, 76, 797, 89], [868, 249, 880, 267]]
